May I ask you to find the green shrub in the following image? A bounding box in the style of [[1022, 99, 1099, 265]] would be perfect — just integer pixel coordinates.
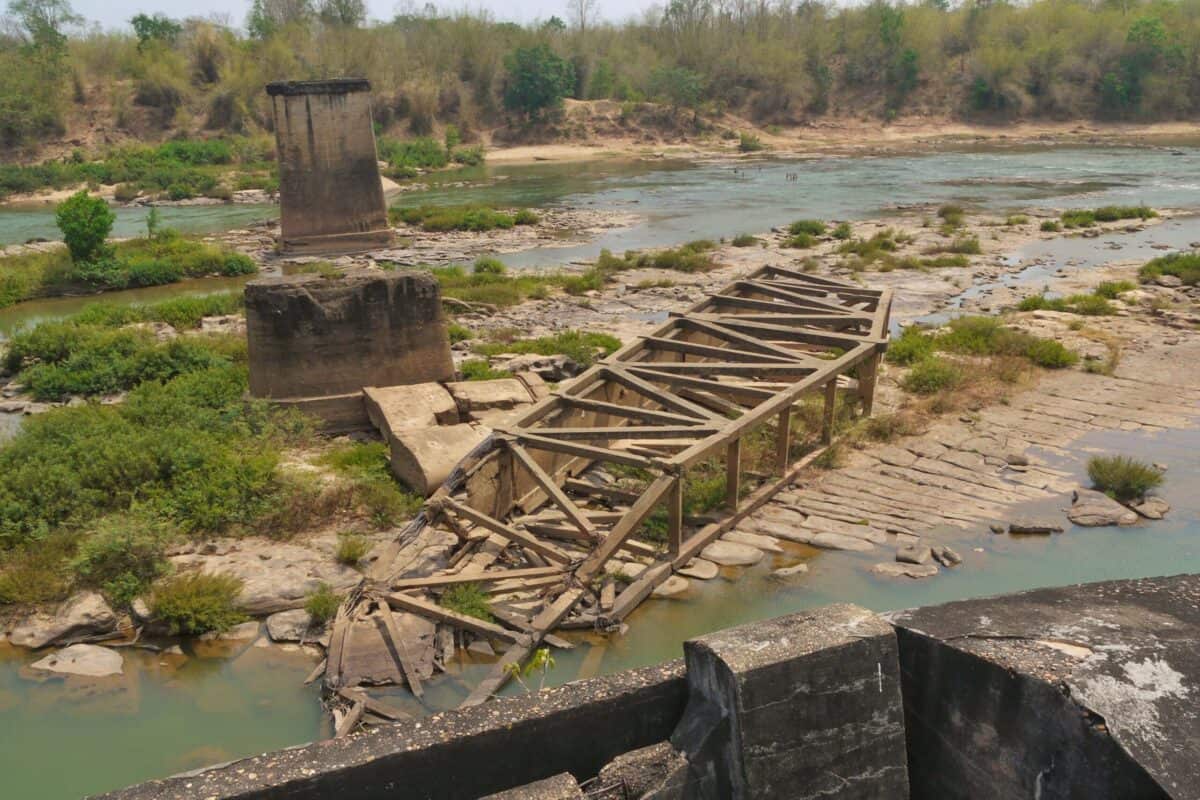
[[513, 208, 539, 225], [336, 533, 370, 566], [1026, 338, 1079, 369], [1017, 292, 1114, 316], [390, 204, 519, 232], [305, 582, 342, 623], [1005, 215, 1029, 226], [473, 257, 506, 275], [738, 132, 765, 152], [831, 222, 852, 240], [902, 357, 962, 394], [152, 572, 247, 635], [448, 322, 473, 343], [1061, 209, 1096, 228], [1093, 280, 1136, 299], [441, 582, 493, 621], [886, 326, 936, 365], [927, 236, 981, 255], [0, 536, 76, 605], [473, 330, 620, 367], [1086, 455, 1163, 502], [938, 316, 1034, 357], [71, 514, 174, 608], [1040, 220, 1062, 232], [788, 219, 826, 237], [1139, 252, 1200, 286], [56, 191, 115, 263], [783, 232, 817, 248], [731, 234, 758, 247], [1093, 205, 1156, 222], [937, 204, 965, 227], [378, 136, 449, 170]]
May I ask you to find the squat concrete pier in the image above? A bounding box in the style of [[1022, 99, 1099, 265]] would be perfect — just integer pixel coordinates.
[[266, 78, 392, 254]]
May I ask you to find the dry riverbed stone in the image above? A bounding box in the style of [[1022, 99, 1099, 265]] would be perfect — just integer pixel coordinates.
[[30, 644, 123, 677], [1068, 489, 1139, 527], [722, 529, 784, 553], [872, 562, 939, 579], [701, 540, 764, 567], [652, 575, 691, 598], [9, 591, 117, 650], [677, 559, 719, 580]]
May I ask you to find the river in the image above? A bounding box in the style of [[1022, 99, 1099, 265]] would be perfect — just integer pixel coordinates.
[[1, 144, 1198, 798]]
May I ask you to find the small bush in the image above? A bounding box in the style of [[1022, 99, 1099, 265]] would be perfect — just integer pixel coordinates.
[[390, 204, 525, 232], [1005, 215, 1029, 226], [513, 208, 539, 225], [1093, 205, 1156, 222], [1139, 252, 1200, 286], [441, 582, 493, 622], [1061, 209, 1096, 229], [1025, 338, 1078, 369], [152, 572, 247, 635], [473, 257, 506, 275], [926, 236, 981, 255], [1041, 220, 1062, 232], [1093, 280, 1136, 299], [788, 219, 826, 237], [731, 234, 758, 247], [937, 204, 965, 227], [1087, 455, 1163, 502], [783, 232, 817, 248], [56, 191, 115, 263], [448, 322, 473, 343], [902, 357, 962, 394], [335, 533, 370, 566], [71, 514, 174, 608], [304, 582, 342, 623], [738, 133, 765, 152], [886, 326, 936, 365], [831, 222, 852, 240]]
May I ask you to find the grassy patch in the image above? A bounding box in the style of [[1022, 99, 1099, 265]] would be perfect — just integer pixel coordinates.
[[71, 513, 173, 608], [564, 241, 717, 295], [738, 133, 765, 152], [336, 533, 370, 566], [925, 236, 981, 255], [316, 441, 423, 527], [1139, 252, 1200, 286], [305, 582, 342, 623], [731, 234, 758, 247], [788, 219, 826, 237], [1093, 280, 1136, 299], [389, 204, 537, 232], [1087, 455, 1163, 502], [831, 222, 853, 240], [473, 330, 621, 367], [1061, 205, 1156, 229], [1017, 290, 1116, 316], [901, 356, 962, 394], [440, 582, 493, 622], [1040, 220, 1062, 232], [886, 326, 936, 365], [152, 572, 247, 635], [937, 204, 965, 227], [460, 359, 512, 381]]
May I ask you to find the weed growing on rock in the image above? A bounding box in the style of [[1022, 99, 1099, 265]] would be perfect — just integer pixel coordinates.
[[305, 582, 342, 623], [441, 582, 493, 622], [152, 572, 247, 635], [1087, 455, 1163, 502]]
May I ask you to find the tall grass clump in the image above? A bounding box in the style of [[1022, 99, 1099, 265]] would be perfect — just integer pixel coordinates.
[[441, 583, 493, 622], [1086, 455, 1163, 502], [901, 357, 962, 394], [1139, 252, 1200, 286], [152, 572, 247, 635], [886, 326, 936, 365]]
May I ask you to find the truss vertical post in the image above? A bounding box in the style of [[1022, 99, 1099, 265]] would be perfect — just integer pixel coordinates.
[[857, 352, 880, 416], [725, 438, 742, 508], [668, 476, 684, 557], [775, 407, 792, 473], [822, 378, 838, 445]]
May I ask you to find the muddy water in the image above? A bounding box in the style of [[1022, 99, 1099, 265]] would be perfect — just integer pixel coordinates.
[[1, 145, 1200, 797]]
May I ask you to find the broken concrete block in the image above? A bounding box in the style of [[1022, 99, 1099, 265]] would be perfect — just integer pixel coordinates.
[[597, 741, 689, 799], [364, 383, 459, 435], [480, 773, 583, 799], [446, 378, 537, 415], [388, 423, 491, 496], [671, 604, 909, 798]]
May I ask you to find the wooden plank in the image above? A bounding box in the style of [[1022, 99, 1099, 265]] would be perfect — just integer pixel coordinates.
[[601, 365, 720, 420], [443, 497, 572, 565], [676, 387, 745, 417], [385, 592, 529, 645], [625, 361, 818, 378], [556, 395, 707, 426], [488, 605, 575, 650], [637, 336, 801, 364], [527, 425, 719, 441], [563, 477, 641, 504], [508, 442, 597, 539], [501, 428, 660, 470], [775, 406, 792, 473], [732, 280, 859, 313], [668, 476, 684, 557], [484, 575, 565, 594], [390, 567, 563, 590], [672, 316, 815, 362], [625, 367, 777, 403], [822, 378, 838, 445], [726, 438, 741, 508], [857, 352, 880, 415], [334, 697, 366, 738], [376, 607, 424, 698], [337, 688, 411, 721], [600, 580, 615, 614], [324, 606, 351, 690], [303, 658, 326, 685]]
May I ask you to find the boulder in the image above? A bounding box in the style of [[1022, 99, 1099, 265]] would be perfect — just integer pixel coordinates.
[[931, 544, 963, 567], [808, 532, 875, 552], [652, 575, 691, 598], [1068, 489, 1139, 527], [896, 544, 932, 565], [266, 609, 324, 643], [9, 591, 118, 650], [30, 644, 123, 677], [494, 354, 581, 382], [677, 558, 720, 580], [722, 530, 784, 553], [199, 621, 261, 642], [170, 543, 360, 616], [1008, 519, 1064, 535], [701, 540, 764, 567], [1132, 496, 1170, 520], [387, 422, 491, 496], [872, 562, 939, 579], [771, 563, 810, 579], [364, 382, 459, 435]]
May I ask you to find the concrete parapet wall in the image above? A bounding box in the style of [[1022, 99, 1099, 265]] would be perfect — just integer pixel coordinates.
[[267, 78, 392, 255], [97, 575, 1200, 800], [245, 270, 454, 421]]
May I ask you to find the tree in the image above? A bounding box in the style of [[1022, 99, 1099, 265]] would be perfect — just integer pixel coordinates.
[[130, 13, 182, 48], [55, 191, 114, 263], [318, 0, 365, 27], [503, 43, 576, 119], [246, 0, 313, 38], [6, 0, 80, 46], [649, 66, 704, 109], [567, 0, 597, 33]]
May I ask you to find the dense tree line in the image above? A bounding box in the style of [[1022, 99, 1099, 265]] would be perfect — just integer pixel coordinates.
[[2, 0, 1199, 152]]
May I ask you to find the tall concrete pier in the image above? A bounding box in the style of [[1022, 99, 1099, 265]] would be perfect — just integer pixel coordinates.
[[266, 78, 392, 255]]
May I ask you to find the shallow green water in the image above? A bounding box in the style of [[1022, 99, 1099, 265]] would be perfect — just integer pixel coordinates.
[[0, 202, 275, 248], [1, 145, 1198, 797]]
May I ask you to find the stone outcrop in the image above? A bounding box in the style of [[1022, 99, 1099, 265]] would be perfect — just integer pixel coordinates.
[[29, 643, 124, 677], [244, 270, 454, 432], [9, 591, 117, 649], [1068, 488, 1140, 527], [266, 79, 392, 255]]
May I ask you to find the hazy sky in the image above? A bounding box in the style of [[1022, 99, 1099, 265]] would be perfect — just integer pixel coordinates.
[[66, 1, 653, 30]]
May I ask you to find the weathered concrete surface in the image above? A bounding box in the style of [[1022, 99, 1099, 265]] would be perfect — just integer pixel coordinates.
[[888, 574, 1199, 799], [671, 604, 909, 799], [480, 773, 583, 799], [245, 270, 454, 417], [364, 383, 459, 434], [267, 79, 392, 255], [388, 422, 491, 496], [96, 661, 686, 800]]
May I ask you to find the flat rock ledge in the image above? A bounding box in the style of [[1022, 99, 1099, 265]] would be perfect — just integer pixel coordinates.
[[30, 644, 123, 677], [1068, 489, 1140, 527], [872, 562, 939, 579]]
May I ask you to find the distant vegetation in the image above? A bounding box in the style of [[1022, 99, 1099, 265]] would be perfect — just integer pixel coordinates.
[[889, 315, 1079, 380], [390, 204, 539, 232], [1060, 205, 1157, 229], [4, 0, 1200, 160], [1140, 252, 1200, 285]]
